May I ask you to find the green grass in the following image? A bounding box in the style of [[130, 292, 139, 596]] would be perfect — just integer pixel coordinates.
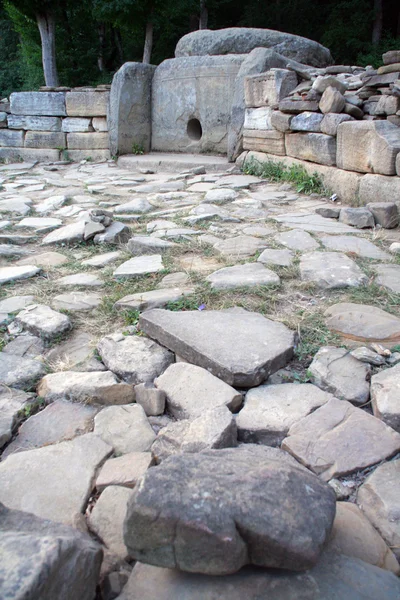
[[291, 310, 343, 363], [243, 157, 327, 195]]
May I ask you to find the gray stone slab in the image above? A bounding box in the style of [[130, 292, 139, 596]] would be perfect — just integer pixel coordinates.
[[273, 213, 361, 233], [114, 287, 195, 311], [3, 334, 44, 358], [16, 251, 69, 267], [56, 272, 103, 287], [0, 387, 33, 449], [127, 236, 177, 254], [139, 308, 295, 387], [325, 303, 400, 346], [94, 404, 156, 455], [371, 364, 400, 432], [114, 255, 163, 278], [10, 91, 66, 116], [15, 304, 71, 341], [52, 291, 102, 311], [257, 248, 294, 266], [0, 295, 35, 313], [88, 485, 131, 559], [41, 221, 85, 245], [0, 265, 40, 285], [300, 252, 368, 289], [81, 251, 122, 267], [213, 235, 267, 258], [0, 353, 46, 390], [375, 264, 400, 293], [16, 217, 62, 231], [96, 451, 154, 491], [206, 262, 280, 290], [275, 229, 319, 251], [320, 235, 391, 260], [0, 433, 112, 525], [7, 115, 62, 131]]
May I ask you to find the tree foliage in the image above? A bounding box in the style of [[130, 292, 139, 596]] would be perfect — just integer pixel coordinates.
[[1, 0, 399, 94]]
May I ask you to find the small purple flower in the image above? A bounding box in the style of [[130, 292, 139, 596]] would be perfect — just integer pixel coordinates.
[[198, 304, 206, 311]]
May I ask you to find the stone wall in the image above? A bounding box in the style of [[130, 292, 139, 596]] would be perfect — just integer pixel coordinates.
[[240, 50, 400, 204], [0, 87, 111, 163]]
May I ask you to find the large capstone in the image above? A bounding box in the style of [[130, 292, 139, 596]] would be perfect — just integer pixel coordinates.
[[139, 308, 295, 387], [124, 445, 336, 574]]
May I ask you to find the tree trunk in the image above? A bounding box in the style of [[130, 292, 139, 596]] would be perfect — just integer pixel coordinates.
[[36, 11, 59, 87], [372, 0, 383, 45], [199, 0, 208, 29], [98, 23, 106, 72], [142, 21, 153, 64], [114, 28, 124, 65]]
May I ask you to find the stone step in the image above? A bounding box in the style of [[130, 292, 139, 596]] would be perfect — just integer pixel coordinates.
[[118, 152, 231, 173]]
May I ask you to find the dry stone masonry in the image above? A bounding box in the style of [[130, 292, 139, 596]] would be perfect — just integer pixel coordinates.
[[0, 25, 400, 600]]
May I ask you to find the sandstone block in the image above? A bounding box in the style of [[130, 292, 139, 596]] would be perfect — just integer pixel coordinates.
[[290, 111, 324, 132], [359, 173, 400, 204], [285, 132, 336, 165], [24, 131, 66, 149], [320, 113, 353, 135], [92, 116, 108, 131], [7, 115, 62, 131], [271, 110, 293, 131], [67, 132, 109, 149], [61, 117, 93, 132], [319, 86, 346, 113], [0, 129, 24, 147], [10, 91, 66, 116], [244, 69, 297, 108], [374, 95, 400, 116], [337, 120, 400, 175], [243, 129, 285, 155], [66, 90, 109, 116]]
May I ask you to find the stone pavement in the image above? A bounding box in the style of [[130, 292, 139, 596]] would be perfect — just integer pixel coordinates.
[[0, 156, 400, 599]]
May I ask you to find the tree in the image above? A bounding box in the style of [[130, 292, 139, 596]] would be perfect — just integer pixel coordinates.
[[5, 0, 60, 86]]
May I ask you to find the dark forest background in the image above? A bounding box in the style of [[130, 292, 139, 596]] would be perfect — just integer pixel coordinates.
[[0, 0, 399, 97]]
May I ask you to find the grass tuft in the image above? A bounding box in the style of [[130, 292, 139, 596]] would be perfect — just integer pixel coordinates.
[[243, 157, 327, 195]]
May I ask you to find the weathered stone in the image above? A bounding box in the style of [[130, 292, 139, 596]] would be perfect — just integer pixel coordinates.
[[115, 553, 400, 600], [350, 347, 386, 366], [383, 50, 400, 65], [140, 308, 295, 387], [56, 272, 103, 287], [96, 452, 154, 491], [154, 362, 242, 420], [84, 221, 105, 241], [114, 198, 152, 213], [320, 235, 390, 259], [81, 250, 122, 267], [89, 485, 131, 559], [371, 364, 400, 432], [94, 404, 156, 455], [67, 132, 109, 149], [16, 217, 62, 230], [244, 69, 297, 108], [66, 91, 109, 117], [114, 255, 163, 278], [357, 459, 400, 561], [0, 244, 29, 258], [374, 95, 400, 116], [0, 198, 31, 215], [124, 445, 336, 574], [98, 332, 174, 385], [8, 115, 62, 131], [325, 303, 400, 345], [0, 502, 102, 600], [177, 254, 221, 274], [257, 248, 294, 266], [285, 133, 336, 166], [61, 117, 93, 132], [2, 400, 97, 458], [109, 62, 156, 155], [15, 304, 71, 340], [94, 222, 131, 244], [327, 502, 399, 574], [175, 28, 332, 67], [52, 291, 102, 311], [35, 194, 67, 214], [271, 110, 293, 131], [300, 252, 367, 289], [359, 173, 400, 205], [92, 117, 108, 131], [339, 207, 374, 228], [10, 91, 66, 116], [375, 263, 400, 293], [243, 129, 286, 155], [45, 330, 98, 371], [236, 383, 332, 446], [312, 75, 347, 95], [127, 236, 176, 254], [37, 371, 135, 405], [41, 221, 85, 245], [244, 106, 273, 129], [206, 262, 280, 290], [134, 383, 166, 416], [0, 295, 35, 314], [279, 98, 320, 113], [0, 388, 32, 448], [308, 346, 370, 405], [275, 228, 319, 250], [213, 235, 267, 258], [0, 350, 43, 392], [319, 86, 346, 114], [114, 288, 194, 312], [2, 333, 44, 358], [151, 405, 237, 462], [0, 265, 40, 285], [25, 131, 66, 149], [337, 120, 400, 175], [367, 202, 398, 228], [282, 398, 400, 480], [320, 112, 353, 135], [203, 188, 237, 204], [290, 111, 324, 132], [315, 206, 340, 218]]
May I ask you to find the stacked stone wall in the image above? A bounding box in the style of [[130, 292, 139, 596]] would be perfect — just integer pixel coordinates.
[[241, 50, 400, 204], [0, 87, 111, 163]]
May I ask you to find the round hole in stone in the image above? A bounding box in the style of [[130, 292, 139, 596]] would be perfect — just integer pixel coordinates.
[[187, 118, 203, 141]]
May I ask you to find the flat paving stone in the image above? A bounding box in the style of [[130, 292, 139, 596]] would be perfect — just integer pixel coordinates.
[[127, 236, 176, 254], [375, 263, 400, 293], [357, 459, 400, 561], [273, 212, 361, 233], [0, 352, 46, 390], [52, 291, 102, 311], [325, 303, 400, 345], [300, 251, 368, 289], [81, 251, 122, 267], [15, 304, 71, 340], [56, 272, 103, 287], [177, 254, 221, 273], [114, 255, 163, 278], [157, 272, 190, 288], [114, 198, 153, 213], [206, 262, 280, 290], [0, 265, 40, 285], [0, 295, 35, 313], [371, 363, 400, 432], [96, 451, 154, 492], [320, 235, 391, 260], [114, 287, 195, 311], [2, 400, 98, 458], [0, 244, 29, 257], [16, 217, 62, 230], [241, 225, 275, 237], [3, 333, 44, 358], [213, 235, 267, 258], [16, 251, 69, 267], [236, 383, 333, 446], [0, 433, 112, 526], [41, 221, 85, 245], [140, 308, 295, 387], [275, 229, 319, 251], [258, 248, 294, 266], [282, 398, 400, 480], [45, 330, 98, 371], [94, 404, 156, 455]]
